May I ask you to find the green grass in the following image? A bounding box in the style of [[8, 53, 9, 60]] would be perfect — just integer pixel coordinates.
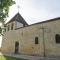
[[0, 55, 27, 60]]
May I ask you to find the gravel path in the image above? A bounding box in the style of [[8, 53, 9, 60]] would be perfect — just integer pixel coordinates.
[[0, 52, 60, 60]]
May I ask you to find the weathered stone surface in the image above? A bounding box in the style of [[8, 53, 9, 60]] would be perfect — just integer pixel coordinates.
[[1, 19, 60, 57]]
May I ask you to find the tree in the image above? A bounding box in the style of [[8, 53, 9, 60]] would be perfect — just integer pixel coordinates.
[[0, 0, 15, 35]]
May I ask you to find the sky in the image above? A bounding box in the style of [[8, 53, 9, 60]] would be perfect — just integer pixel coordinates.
[[0, 0, 60, 47], [7, 0, 60, 24]]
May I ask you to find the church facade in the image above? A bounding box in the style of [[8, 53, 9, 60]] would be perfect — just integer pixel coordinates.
[[1, 13, 60, 57]]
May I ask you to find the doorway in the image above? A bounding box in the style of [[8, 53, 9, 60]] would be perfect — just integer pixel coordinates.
[[15, 41, 19, 54]]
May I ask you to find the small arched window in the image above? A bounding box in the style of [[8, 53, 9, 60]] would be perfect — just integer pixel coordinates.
[[55, 34, 60, 43], [35, 37, 38, 44], [11, 23, 13, 30]]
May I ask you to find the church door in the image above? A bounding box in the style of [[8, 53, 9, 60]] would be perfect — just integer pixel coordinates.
[[15, 42, 19, 54]]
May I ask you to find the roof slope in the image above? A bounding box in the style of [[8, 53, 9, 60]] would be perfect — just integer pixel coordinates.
[[15, 17, 60, 30], [7, 13, 28, 25]]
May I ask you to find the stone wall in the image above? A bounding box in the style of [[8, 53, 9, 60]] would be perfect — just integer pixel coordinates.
[[1, 19, 60, 57]]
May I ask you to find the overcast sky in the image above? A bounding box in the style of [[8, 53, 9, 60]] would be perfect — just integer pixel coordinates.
[[0, 0, 60, 47], [7, 0, 60, 24]]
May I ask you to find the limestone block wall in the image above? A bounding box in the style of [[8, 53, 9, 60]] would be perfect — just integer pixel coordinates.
[[38, 19, 60, 57], [1, 19, 60, 57], [1, 30, 16, 53], [6, 21, 16, 31], [15, 25, 44, 56]]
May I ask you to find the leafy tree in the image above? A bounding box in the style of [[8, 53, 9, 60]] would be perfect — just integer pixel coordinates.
[[0, 0, 15, 35]]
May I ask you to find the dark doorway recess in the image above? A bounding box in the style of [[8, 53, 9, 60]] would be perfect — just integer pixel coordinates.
[[15, 41, 19, 54]]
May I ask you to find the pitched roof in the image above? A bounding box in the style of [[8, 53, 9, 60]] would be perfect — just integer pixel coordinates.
[[7, 13, 28, 25], [15, 17, 60, 30]]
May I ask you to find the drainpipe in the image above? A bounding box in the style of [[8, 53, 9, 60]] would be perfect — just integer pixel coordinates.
[[39, 27, 45, 57]]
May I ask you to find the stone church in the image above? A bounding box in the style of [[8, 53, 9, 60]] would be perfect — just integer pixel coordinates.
[[1, 12, 60, 57]]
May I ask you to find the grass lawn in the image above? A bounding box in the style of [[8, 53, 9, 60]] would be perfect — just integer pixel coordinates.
[[0, 55, 27, 60]]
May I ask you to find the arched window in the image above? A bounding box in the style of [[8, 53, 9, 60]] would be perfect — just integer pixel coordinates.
[[35, 37, 38, 44], [55, 34, 60, 43], [11, 23, 13, 30]]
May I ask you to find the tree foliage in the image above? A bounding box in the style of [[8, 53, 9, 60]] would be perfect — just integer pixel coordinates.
[[0, 0, 15, 35]]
